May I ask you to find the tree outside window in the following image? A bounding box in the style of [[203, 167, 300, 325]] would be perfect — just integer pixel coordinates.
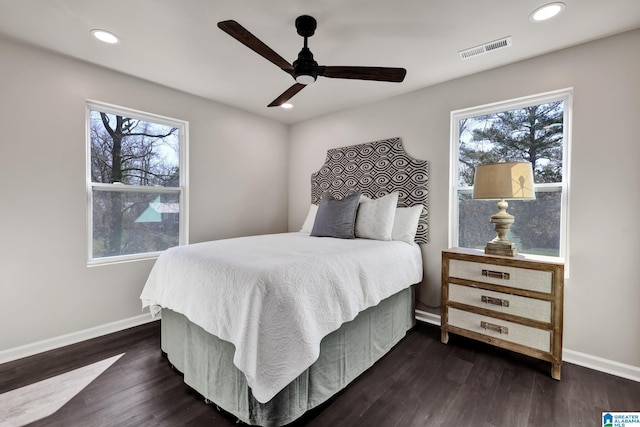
[[451, 90, 571, 259], [87, 102, 187, 263]]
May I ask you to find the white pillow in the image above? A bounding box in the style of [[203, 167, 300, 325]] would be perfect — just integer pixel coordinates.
[[355, 192, 399, 240], [300, 204, 319, 233], [392, 205, 423, 244]]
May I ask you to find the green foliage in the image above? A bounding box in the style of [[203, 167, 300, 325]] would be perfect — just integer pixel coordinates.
[[459, 102, 563, 186]]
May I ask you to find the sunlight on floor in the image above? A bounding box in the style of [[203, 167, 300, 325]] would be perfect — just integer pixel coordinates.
[[0, 353, 124, 427]]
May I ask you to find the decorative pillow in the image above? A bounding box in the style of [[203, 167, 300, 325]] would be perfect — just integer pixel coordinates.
[[311, 192, 361, 239], [355, 192, 399, 241], [392, 205, 423, 244], [300, 204, 319, 233]]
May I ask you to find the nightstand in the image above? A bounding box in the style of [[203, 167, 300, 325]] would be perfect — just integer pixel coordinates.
[[441, 248, 564, 379]]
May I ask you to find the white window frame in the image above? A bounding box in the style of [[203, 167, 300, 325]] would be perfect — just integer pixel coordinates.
[[86, 100, 189, 265], [449, 88, 572, 272]]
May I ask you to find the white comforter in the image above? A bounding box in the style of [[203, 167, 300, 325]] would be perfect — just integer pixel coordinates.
[[140, 232, 422, 403]]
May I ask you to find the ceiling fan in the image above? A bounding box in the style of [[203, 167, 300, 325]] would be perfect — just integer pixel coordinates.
[[217, 15, 407, 107]]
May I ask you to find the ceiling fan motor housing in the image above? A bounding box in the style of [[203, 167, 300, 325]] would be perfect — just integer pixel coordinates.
[[295, 15, 316, 37]]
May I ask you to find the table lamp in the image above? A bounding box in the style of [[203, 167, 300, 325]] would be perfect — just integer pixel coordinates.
[[472, 162, 535, 256]]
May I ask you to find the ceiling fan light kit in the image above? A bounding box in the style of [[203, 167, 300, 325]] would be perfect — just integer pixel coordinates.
[[217, 15, 407, 107]]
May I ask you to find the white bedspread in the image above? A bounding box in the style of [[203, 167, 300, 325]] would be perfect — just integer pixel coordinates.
[[140, 232, 422, 403]]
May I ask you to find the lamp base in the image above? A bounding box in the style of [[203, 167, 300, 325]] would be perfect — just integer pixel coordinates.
[[485, 240, 517, 257], [484, 198, 517, 257]]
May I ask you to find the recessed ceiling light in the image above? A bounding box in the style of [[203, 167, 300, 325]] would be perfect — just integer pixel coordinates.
[[281, 103, 293, 109], [91, 29, 120, 44], [530, 2, 565, 22]]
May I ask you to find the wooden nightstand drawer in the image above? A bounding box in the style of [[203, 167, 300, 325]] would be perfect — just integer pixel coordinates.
[[449, 259, 553, 293], [448, 284, 551, 322], [448, 308, 551, 352]]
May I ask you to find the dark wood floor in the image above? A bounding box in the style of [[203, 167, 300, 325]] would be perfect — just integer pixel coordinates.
[[1, 320, 639, 427]]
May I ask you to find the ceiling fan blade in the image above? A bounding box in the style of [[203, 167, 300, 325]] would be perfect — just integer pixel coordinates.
[[268, 83, 307, 107], [218, 20, 293, 71], [320, 66, 407, 82]]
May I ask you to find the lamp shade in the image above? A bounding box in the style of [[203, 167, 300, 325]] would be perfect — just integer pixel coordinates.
[[473, 162, 536, 200]]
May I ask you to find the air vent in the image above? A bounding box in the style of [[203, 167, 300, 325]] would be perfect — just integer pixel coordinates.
[[459, 36, 512, 60]]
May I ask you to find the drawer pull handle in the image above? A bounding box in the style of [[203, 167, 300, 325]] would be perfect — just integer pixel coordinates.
[[481, 321, 509, 335], [482, 269, 510, 280], [481, 295, 510, 307]]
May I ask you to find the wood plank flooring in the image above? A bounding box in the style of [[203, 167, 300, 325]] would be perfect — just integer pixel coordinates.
[[1, 320, 638, 427]]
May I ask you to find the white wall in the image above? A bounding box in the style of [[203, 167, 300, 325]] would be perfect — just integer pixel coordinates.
[[0, 37, 289, 352], [2, 28, 638, 377], [288, 29, 640, 370]]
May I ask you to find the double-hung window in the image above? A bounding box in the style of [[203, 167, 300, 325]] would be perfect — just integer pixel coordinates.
[[449, 89, 571, 263], [87, 101, 188, 264]]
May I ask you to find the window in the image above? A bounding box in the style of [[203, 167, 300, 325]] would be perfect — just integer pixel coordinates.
[[449, 89, 571, 261], [87, 101, 188, 264]]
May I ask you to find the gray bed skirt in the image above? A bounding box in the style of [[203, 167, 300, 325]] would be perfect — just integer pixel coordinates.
[[160, 286, 415, 426]]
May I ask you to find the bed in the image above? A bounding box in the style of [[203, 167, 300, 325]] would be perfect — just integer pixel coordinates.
[[140, 137, 429, 426]]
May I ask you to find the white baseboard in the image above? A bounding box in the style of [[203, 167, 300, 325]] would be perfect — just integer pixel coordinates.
[[563, 348, 640, 383], [0, 313, 159, 365], [415, 308, 440, 326], [415, 310, 639, 383]]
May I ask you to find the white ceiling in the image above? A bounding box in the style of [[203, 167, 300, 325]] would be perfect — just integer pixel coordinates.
[[1, 0, 639, 124]]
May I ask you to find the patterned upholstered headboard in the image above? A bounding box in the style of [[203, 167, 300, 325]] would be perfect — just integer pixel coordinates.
[[311, 137, 429, 243]]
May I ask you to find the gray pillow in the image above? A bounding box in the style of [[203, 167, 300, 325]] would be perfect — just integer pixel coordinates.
[[311, 192, 361, 239]]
